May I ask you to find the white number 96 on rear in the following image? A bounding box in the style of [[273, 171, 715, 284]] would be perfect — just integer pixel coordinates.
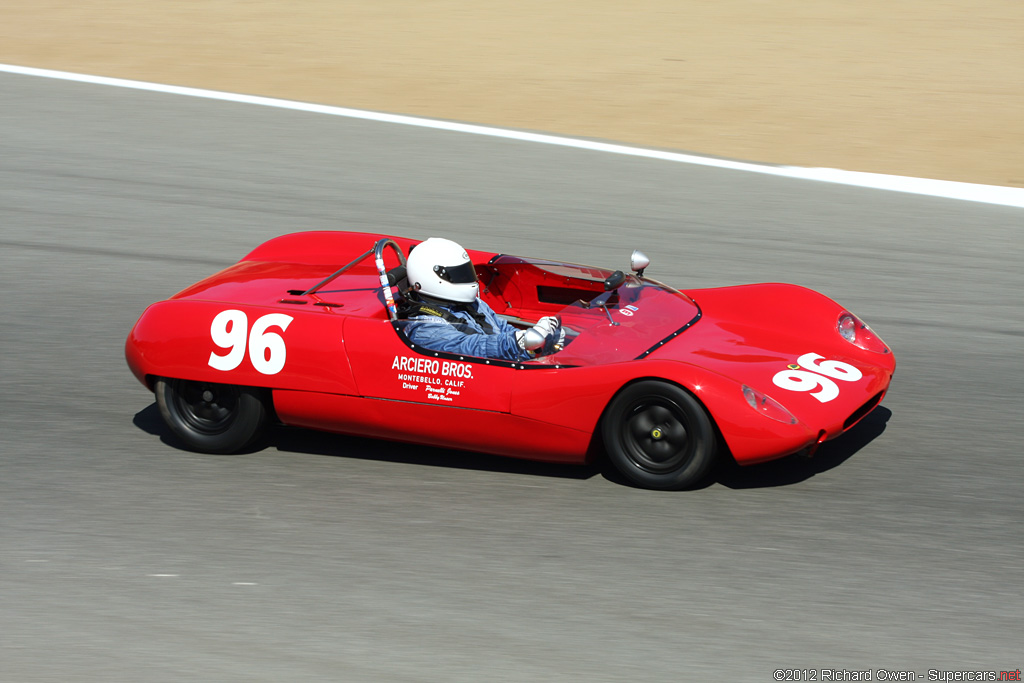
[[208, 310, 293, 375]]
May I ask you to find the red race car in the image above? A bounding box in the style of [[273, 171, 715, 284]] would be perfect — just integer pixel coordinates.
[[126, 231, 894, 490]]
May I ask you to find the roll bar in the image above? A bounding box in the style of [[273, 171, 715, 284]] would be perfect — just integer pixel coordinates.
[[300, 238, 408, 321], [373, 238, 407, 321]]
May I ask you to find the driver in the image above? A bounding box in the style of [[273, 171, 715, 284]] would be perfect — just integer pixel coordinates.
[[401, 237, 561, 360]]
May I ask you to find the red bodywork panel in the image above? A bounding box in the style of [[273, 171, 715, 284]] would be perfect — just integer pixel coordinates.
[[126, 231, 894, 466]]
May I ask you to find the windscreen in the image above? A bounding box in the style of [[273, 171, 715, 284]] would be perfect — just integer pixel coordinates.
[[481, 256, 702, 366]]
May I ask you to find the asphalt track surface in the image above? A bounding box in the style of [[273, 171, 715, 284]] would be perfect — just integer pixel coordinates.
[[2, 73, 1022, 682]]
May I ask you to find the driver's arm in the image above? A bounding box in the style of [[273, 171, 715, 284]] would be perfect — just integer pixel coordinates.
[[404, 316, 530, 361], [477, 301, 563, 356]]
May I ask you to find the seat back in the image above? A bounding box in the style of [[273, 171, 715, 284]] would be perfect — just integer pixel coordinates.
[[385, 264, 407, 288]]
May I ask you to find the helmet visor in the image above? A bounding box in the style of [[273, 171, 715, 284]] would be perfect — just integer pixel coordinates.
[[436, 261, 477, 284]]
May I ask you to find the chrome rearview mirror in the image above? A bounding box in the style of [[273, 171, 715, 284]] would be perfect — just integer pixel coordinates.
[[630, 250, 650, 277]]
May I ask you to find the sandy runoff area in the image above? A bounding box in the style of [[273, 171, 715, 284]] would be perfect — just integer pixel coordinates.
[[2, 1, 1022, 187]]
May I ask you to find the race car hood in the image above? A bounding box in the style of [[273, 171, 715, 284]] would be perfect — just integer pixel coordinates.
[[644, 283, 895, 435], [166, 232, 456, 318], [172, 261, 340, 304], [169, 261, 396, 317]]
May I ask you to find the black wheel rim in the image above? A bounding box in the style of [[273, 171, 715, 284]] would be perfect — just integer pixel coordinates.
[[622, 398, 692, 473], [172, 380, 241, 435]]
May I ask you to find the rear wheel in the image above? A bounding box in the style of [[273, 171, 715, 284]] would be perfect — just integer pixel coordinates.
[[602, 381, 717, 490], [155, 378, 266, 453]]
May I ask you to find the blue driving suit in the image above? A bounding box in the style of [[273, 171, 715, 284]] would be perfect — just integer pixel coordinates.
[[403, 298, 531, 361]]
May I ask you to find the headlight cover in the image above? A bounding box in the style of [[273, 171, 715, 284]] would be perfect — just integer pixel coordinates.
[[837, 311, 890, 354], [743, 385, 798, 424]]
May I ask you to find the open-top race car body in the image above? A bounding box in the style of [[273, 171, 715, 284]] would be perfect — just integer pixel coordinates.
[[126, 231, 895, 489]]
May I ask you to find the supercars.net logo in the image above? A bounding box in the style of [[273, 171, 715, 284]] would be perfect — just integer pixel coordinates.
[[773, 669, 1021, 681]]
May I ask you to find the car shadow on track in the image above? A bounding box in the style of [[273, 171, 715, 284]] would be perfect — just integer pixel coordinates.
[[712, 406, 893, 490], [133, 403, 890, 489], [132, 402, 598, 482], [265, 424, 599, 482]]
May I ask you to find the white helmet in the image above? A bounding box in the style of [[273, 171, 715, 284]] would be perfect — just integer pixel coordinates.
[[406, 237, 479, 303]]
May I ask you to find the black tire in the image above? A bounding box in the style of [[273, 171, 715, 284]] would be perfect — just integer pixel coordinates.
[[155, 378, 266, 454], [601, 380, 717, 490]]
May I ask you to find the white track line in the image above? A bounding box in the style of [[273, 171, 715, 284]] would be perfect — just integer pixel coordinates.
[[4, 63, 1022, 208]]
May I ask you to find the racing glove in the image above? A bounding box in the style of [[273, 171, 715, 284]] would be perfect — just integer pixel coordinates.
[[515, 317, 565, 355], [537, 316, 566, 348], [516, 322, 552, 352]]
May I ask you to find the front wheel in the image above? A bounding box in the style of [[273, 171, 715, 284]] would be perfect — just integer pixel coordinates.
[[155, 378, 266, 454], [602, 381, 717, 490]]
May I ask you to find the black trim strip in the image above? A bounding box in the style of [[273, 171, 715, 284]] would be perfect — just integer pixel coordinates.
[[633, 306, 703, 360]]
